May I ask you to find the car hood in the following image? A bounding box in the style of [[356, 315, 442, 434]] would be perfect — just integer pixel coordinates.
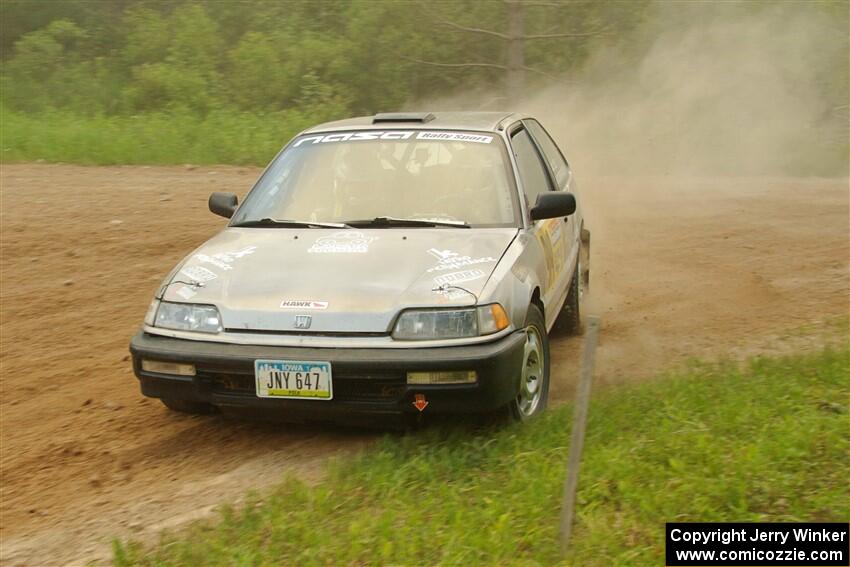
[[160, 227, 518, 333]]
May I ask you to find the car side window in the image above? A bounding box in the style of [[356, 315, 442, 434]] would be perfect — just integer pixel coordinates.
[[525, 119, 570, 189], [510, 127, 553, 209]]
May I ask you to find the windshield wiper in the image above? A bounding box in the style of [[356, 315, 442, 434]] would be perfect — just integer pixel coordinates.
[[232, 218, 350, 229], [343, 216, 470, 228]]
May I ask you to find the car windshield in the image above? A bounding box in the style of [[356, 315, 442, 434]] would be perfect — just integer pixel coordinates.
[[231, 130, 518, 228]]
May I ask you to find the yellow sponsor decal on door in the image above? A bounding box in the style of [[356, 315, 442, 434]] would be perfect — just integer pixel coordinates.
[[535, 218, 566, 291]]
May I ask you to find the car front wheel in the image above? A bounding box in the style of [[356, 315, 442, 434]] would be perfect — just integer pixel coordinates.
[[508, 303, 550, 421]]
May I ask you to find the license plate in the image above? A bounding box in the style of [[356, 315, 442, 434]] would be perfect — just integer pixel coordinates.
[[254, 360, 333, 400]]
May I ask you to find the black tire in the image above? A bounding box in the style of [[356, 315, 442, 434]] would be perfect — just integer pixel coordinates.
[[555, 256, 582, 334], [580, 227, 590, 292], [507, 303, 550, 422], [160, 398, 216, 415]]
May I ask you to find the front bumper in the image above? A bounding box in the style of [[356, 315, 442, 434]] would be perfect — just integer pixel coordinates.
[[129, 330, 525, 419]]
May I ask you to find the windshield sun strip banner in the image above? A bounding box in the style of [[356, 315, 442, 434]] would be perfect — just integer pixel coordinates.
[[292, 131, 494, 147]]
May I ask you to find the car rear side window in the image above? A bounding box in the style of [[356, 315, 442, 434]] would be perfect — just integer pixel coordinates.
[[525, 119, 570, 188], [510, 128, 553, 207]]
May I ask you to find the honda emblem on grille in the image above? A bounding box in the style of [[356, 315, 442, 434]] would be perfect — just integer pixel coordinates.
[[294, 315, 312, 329]]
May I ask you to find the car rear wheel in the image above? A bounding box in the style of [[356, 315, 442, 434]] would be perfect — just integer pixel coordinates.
[[555, 245, 584, 335], [508, 304, 550, 421], [160, 398, 216, 415]]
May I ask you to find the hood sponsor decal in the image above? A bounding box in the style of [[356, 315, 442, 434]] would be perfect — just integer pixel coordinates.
[[293, 130, 493, 148], [433, 287, 473, 301], [426, 248, 496, 273], [194, 246, 257, 271], [308, 231, 376, 254], [179, 265, 218, 283], [176, 285, 197, 300], [433, 269, 486, 286], [427, 248, 458, 261], [170, 247, 256, 300], [280, 300, 329, 310]]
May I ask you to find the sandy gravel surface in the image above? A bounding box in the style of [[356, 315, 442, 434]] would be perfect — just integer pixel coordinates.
[[1, 165, 847, 565]]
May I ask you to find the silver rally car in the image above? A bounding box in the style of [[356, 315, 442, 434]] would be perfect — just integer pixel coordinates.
[[130, 112, 589, 423]]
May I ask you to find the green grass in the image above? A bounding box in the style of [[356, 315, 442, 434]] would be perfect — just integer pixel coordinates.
[[3, 107, 847, 175], [114, 347, 849, 566], [0, 108, 321, 166]]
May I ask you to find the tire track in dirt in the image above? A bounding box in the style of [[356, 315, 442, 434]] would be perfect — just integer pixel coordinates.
[[1, 165, 847, 566]]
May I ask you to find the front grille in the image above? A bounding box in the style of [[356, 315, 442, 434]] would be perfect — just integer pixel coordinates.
[[224, 329, 387, 337], [202, 371, 254, 395], [197, 366, 406, 403]]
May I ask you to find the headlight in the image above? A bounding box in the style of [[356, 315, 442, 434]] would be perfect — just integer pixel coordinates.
[[153, 301, 223, 334], [393, 304, 510, 340]]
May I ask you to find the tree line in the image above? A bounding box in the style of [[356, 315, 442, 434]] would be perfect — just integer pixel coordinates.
[[0, 0, 648, 117], [1, 0, 845, 173]]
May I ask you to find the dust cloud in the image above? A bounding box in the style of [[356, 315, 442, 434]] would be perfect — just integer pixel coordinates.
[[414, 1, 849, 381], [532, 2, 848, 178], [423, 1, 850, 179]]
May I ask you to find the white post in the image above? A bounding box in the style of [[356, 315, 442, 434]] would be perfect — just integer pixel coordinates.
[[559, 315, 600, 554]]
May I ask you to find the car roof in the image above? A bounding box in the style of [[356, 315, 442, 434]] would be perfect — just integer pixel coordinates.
[[302, 111, 523, 134]]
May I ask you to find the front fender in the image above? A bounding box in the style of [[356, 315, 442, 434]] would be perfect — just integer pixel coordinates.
[[154, 243, 206, 299], [480, 233, 544, 331]]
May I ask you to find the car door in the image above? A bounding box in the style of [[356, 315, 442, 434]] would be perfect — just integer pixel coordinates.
[[523, 118, 580, 295], [508, 124, 570, 324]]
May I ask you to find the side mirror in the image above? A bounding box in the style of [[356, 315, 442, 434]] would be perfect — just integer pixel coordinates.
[[209, 192, 238, 219], [529, 192, 576, 221]]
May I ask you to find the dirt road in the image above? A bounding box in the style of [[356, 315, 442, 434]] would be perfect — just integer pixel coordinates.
[[1, 165, 847, 565]]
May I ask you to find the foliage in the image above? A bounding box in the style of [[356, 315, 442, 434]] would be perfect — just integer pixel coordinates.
[[2, 0, 526, 115], [0, 1, 845, 170], [113, 347, 850, 565]]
